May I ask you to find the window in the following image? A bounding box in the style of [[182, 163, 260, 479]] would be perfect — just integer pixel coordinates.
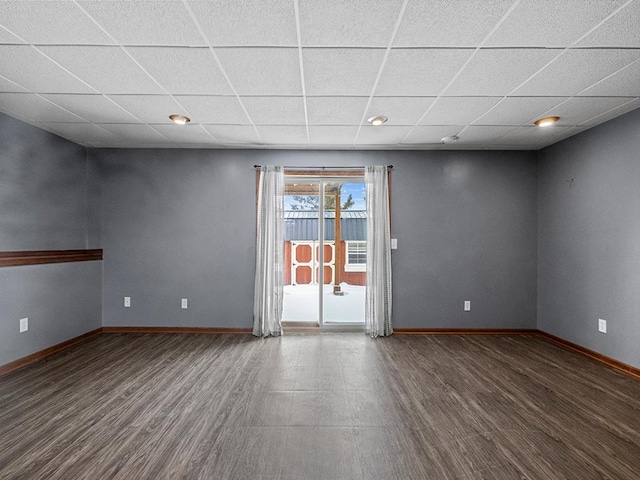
[[345, 241, 366, 272]]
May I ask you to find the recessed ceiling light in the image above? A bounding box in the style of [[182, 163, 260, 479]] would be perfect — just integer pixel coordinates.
[[367, 115, 388, 126], [441, 135, 459, 144], [534, 116, 559, 127], [169, 114, 190, 125]]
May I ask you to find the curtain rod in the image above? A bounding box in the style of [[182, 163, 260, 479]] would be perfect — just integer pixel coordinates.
[[253, 165, 393, 170]]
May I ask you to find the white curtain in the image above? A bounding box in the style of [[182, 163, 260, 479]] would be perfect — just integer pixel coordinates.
[[365, 166, 393, 337], [253, 166, 285, 337]]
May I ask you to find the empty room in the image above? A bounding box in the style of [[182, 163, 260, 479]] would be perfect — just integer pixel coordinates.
[[1, 1, 639, 479]]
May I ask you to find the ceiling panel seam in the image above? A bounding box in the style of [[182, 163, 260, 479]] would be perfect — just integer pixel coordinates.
[[399, 0, 524, 145], [351, 0, 410, 148]]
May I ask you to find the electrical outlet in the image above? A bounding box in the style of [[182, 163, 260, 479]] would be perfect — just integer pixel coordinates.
[[598, 318, 607, 334], [464, 300, 471, 312], [20, 317, 28, 333], [124, 296, 131, 308], [181, 298, 188, 309]]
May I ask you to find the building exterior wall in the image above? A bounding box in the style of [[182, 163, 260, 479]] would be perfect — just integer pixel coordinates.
[[284, 240, 365, 286]]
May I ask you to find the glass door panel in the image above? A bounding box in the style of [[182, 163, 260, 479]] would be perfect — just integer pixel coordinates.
[[282, 175, 365, 329], [282, 180, 319, 323], [322, 180, 366, 326]]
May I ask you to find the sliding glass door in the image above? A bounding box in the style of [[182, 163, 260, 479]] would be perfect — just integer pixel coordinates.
[[282, 175, 366, 329]]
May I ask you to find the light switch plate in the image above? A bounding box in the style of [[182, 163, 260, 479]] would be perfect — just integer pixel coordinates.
[[124, 296, 131, 307], [20, 317, 28, 333], [464, 301, 471, 311], [598, 318, 607, 333], [391, 238, 398, 250], [181, 298, 188, 309]]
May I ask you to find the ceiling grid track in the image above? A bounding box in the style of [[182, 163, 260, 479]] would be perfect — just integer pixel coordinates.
[[0, 0, 637, 149], [181, 0, 265, 148], [399, 0, 524, 146]]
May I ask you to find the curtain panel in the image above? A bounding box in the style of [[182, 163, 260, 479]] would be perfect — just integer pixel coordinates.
[[365, 166, 393, 337], [253, 166, 285, 337]]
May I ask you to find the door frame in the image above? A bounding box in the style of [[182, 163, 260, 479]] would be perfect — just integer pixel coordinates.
[[284, 173, 365, 331]]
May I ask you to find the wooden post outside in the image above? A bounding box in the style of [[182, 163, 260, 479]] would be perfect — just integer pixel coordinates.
[[333, 187, 342, 294]]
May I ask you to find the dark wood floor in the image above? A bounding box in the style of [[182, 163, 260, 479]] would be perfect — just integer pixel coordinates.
[[1, 333, 639, 479]]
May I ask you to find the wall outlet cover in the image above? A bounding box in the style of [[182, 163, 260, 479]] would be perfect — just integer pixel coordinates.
[[181, 298, 188, 309], [20, 317, 28, 333], [124, 296, 131, 307], [464, 300, 471, 311]]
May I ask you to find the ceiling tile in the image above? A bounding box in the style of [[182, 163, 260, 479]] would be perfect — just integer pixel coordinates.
[[514, 49, 640, 96], [241, 96, 305, 125], [394, 0, 514, 47], [151, 124, 219, 144], [0, 0, 113, 45], [446, 49, 559, 96], [457, 125, 517, 143], [540, 96, 633, 126], [581, 98, 640, 127], [306, 96, 368, 125], [203, 125, 262, 144], [355, 125, 411, 144], [39, 46, 164, 94], [41, 94, 140, 123], [498, 125, 578, 147], [577, 0, 640, 47], [304, 48, 386, 96], [304, 144, 356, 150], [0, 25, 23, 43], [298, 0, 404, 46], [0, 0, 637, 150], [419, 97, 502, 125], [0, 45, 96, 93], [40, 122, 119, 147], [216, 48, 301, 95], [473, 97, 569, 126], [107, 95, 186, 124], [0, 75, 28, 93], [579, 59, 640, 97], [98, 123, 172, 144], [309, 126, 359, 144], [366, 97, 436, 125], [486, 0, 624, 47], [126, 47, 231, 95], [258, 126, 308, 144], [0, 93, 86, 123], [402, 125, 465, 144], [79, 1, 205, 46], [188, 0, 297, 46], [538, 126, 592, 147], [175, 95, 249, 124], [375, 49, 473, 96]]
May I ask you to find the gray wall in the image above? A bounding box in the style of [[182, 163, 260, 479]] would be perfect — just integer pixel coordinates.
[[5, 102, 638, 369], [0, 113, 102, 365], [93, 149, 538, 330], [538, 108, 640, 369]]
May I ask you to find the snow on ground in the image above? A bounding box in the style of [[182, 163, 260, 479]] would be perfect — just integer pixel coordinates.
[[283, 283, 365, 324]]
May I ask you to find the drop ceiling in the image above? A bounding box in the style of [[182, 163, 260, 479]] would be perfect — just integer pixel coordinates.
[[0, 0, 638, 150]]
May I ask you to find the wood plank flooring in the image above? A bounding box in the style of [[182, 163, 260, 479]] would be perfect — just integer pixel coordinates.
[[1, 333, 639, 479]]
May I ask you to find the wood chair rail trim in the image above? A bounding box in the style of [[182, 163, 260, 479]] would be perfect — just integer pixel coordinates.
[[0, 249, 103, 267]]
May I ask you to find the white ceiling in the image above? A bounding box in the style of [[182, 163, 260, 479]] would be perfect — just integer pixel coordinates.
[[0, 0, 639, 150]]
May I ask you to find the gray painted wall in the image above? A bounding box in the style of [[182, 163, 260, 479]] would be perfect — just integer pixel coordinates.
[[0, 262, 102, 365], [538, 108, 640, 369], [5, 101, 638, 369], [0, 113, 102, 365], [93, 148, 538, 330]]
